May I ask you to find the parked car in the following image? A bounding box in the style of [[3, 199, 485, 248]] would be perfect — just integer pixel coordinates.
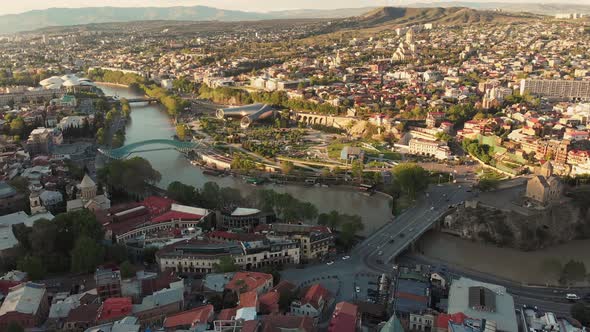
[[566, 293, 580, 301]]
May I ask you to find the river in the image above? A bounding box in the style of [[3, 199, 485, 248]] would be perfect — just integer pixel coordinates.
[[97, 84, 393, 235], [97, 84, 590, 284]]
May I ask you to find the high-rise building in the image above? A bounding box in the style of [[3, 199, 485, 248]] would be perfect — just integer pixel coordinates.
[[520, 79, 590, 99]]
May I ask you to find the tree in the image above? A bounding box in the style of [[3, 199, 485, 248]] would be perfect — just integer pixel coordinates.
[[201, 182, 221, 209], [143, 246, 158, 265], [477, 178, 499, 192], [261, 265, 281, 285], [339, 216, 364, 249], [70, 236, 105, 273], [213, 256, 238, 273], [96, 128, 106, 145], [167, 181, 198, 205], [539, 258, 562, 285], [7, 322, 24, 332], [12, 223, 32, 251], [279, 289, 295, 312], [393, 163, 429, 198], [17, 255, 45, 280], [561, 260, 587, 284], [280, 161, 295, 175], [105, 244, 128, 263], [176, 124, 187, 141], [120, 261, 134, 279], [351, 160, 364, 181], [9, 117, 24, 135], [8, 176, 29, 194], [318, 211, 342, 230], [98, 157, 161, 195], [571, 303, 590, 326]]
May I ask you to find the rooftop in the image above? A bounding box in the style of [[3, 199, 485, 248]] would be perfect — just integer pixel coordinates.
[[226, 272, 272, 294], [97, 297, 133, 322], [163, 304, 213, 329], [0, 182, 17, 199], [448, 277, 518, 332], [0, 282, 46, 316]]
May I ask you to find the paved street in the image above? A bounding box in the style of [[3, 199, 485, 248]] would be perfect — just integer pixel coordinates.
[[281, 181, 584, 318]]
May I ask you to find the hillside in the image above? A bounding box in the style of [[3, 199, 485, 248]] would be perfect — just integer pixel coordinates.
[[353, 6, 540, 28], [410, 2, 590, 15]]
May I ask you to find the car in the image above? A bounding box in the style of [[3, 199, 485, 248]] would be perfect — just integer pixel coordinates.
[[458, 185, 462, 188], [399, 233, 405, 238], [326, 261, 334, 266], [388, 239, 395, 244], [376, 259, 384, 264], [430, 206, 435, 211], [342, 256, 350, 260], [566, 293, 580, 301], [409, 228, 415, 232], [377, 251, 383, 256], [355, 286, 361, 293]]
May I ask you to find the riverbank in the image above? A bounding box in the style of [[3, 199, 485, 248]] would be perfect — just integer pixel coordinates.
[[96, 83, 394, 236], [94, 81, 131, 88], [419, 232, 590, 286]]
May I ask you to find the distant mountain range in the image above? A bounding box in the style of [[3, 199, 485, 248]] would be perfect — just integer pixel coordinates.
[[0, 6, 377, 34], [1, 3, 589, 34]]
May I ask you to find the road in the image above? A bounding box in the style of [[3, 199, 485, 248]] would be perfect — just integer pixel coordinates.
[[281, 181, 583, 318], [282, 182, 473, 302], [398, 254, 583, 317]]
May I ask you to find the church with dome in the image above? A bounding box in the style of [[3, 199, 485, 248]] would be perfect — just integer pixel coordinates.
[[66, 174, 111, 212], [525, 161, 563, 206], [392, 29, 418, 62]]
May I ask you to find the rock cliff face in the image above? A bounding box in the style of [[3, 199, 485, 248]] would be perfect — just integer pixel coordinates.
[[442, 198, 590, 251]]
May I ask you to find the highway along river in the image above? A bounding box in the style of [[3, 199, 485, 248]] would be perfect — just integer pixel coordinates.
[[97, 84, 393, 236]]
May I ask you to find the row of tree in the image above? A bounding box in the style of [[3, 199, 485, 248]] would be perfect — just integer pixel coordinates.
[[11, 210, 108, 279]]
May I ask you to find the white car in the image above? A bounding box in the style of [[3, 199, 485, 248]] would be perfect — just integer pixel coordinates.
[[430, 206, 435, 211], [566, 293, 580, 301], [342, 256, 351, 260], [326, 261, 334, 266], [355, 286, 361, 293]]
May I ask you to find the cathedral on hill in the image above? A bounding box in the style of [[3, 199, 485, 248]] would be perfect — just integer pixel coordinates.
[[392, 29, 418, 62]]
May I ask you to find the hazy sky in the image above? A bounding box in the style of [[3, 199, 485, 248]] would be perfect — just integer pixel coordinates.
[[0, 0, 578, 15]]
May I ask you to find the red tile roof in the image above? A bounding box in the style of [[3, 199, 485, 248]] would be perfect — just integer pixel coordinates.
[[97, 297, 132, 322], [239, 291, 259, 309], [163, 304, 213, 329], [301, 284, 331, 310], [0, 281, 21, 295], [142, 196, 175, 213], [328, 302, 358, 332], [226, 272, 273, 294], [151, 210, 203, 224], [261, 314, 316, 332], [241, 320, 260, 332], [436, 312, 468, 328], [218, 308, 238, 321], [259, 291, 280, 314]]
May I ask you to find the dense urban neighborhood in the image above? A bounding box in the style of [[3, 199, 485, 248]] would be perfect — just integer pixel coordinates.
[[0, 3, 590, 332]]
